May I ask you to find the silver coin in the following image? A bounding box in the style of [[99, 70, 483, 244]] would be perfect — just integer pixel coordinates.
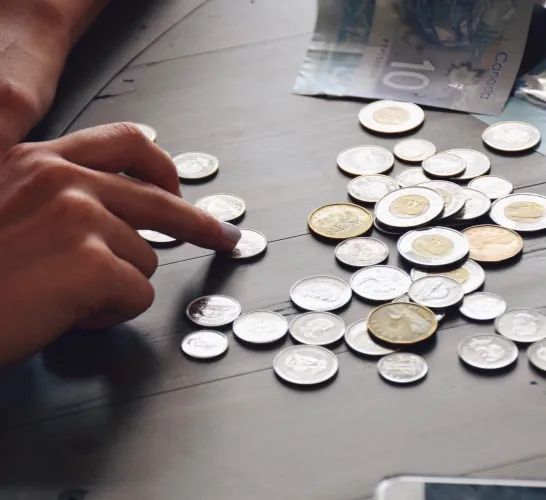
[[138, 229, 176, 244], [444, 149, 491, 180], [232, 311, 288, 344], [489, 193, 546, 232], [173, 152, 219, 180], [344, 319, 396, 356], [134, 123, 157, 142], [459, 334, 518, 370], [335, 237, 389, 268], [459, 292, 506, 321], [375, 187, 444, 229], [495, 309, 546, 343], [393, 138, 436, 163], [422, 153, 466, 178], [350, 265, 411, 301], [290, 275, 352, 311], [411, 259, 485, 295], [186, 295, 241, 327], [444, 188, 491, 224], [468, 176, 513, 200], [408, 276, 464, 309], [482, 121, 541, 152], [396, 168, 431, 188], [337, 146, 394, 176], [195, 193, 246, 222], [273, 345, 338, 385], [347, 174, 399, 203], [373, 218, 407, 236], [377, 353, 428, 384], [392, 294, 445, 321], [181, 330, 229, 359], [289, 312, 345, 346], [358, 100, 425, 134], [418, 181, 466, 219], [397, 226, 469, 268], [527, 339, 546, 372], [230, 229, 267, 259]]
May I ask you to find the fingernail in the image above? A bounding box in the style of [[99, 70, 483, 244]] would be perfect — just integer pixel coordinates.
[[220, 221, 242, 243]]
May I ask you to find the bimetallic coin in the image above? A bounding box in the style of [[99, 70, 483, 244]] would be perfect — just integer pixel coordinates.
[[527, 339, 546, 372], [468, 176, 513, 200], [273, 345, 338, 385], [393, 294, 444, 321], [378, 353, 428, 384], [230, 229, 267, 259], [375, 187, 444, 229], [232, 311, 288, 344], [173, 152, 219, 180], [393, 138, 436, 163], [344, 320, 396, 356], [290, 275, 352, 312], [411, 259, 485, 295], [347, 174, 399, 203], [368, 303, 437, 344], [408, 276, 464, 309], [445, 188, 491, 224], [495, 309, 546, 343], [463, 225, 523, 263], [138, 229, 176, 244], [444, 149, 491, 180], [181, 331, 229, 359], [459, 334, 518, 370], [308, 203, 373, 240], [396, 168, 430, 188], [358, 100, 425, 134], [422, 153, 466, 178], [195, 193, 246, 222], [337, 146, 394, 176], [350, 265, 411, 302], [490, 193, 546, 232], [418, 181, 466, 219], [334, 237, 389, 268], [397, 226, 469, 268], [186, 295, 241, 327], [134, 123, 157, 142], [482, 121, 541, 152], [459, 292, 506, 321], [289, 312, 345, 346], [373, 218, 407, 236]]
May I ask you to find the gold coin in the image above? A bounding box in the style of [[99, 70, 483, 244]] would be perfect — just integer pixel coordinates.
[[504, 201, 545, 223], [308, 203, 373, 240], [367, 303, 437, 345], [463, 225, 523, 263], [412, 234, 454, 257], [390, 194, 430, 218]]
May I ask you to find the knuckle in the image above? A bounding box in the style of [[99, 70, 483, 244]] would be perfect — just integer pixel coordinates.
[[0, 79, 42, 119], [49, 189, 102, 225], [32, 160, 79, 189], [2, 142, 40, 165]]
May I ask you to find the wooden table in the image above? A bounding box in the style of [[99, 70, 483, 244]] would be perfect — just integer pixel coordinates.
[[3, 1, 546, 499]]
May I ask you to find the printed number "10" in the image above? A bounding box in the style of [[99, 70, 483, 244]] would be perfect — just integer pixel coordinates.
[[382, 60, 435, 91]]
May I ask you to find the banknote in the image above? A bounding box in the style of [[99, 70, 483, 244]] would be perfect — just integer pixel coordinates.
[[294, 0, 533, 115]]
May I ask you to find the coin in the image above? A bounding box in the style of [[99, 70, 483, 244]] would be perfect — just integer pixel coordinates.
[[347, 174, 399, 203], [482, 121, 541, 152], [411, 259, 485, 295], [443, 149, 490, 180], [459, 334, 518, 370], [459, 292, 506, 321], [350, 265, 411, 302], [337, 146, 394, 176], [368, 302, 437, 344], [393, 138, 436, 163], [230, 229, 267, 259], [392, 294, 445, 321], [273, 345, 338, 385], [138, 229, 176, 244], [374, 187, 444, 229], [396, 168, 430, 188], [397, 227, 469, 268], [373, 218, 407, 236], [308, 203, 373, 240], [186, 295, 241, 327], [378, 353, 428, 384], [463, 225, 523, 263], [495, 309, 546, 343], [445, 188, 491, 224], [490, 193, 546, 232], [344, 319, 396, 356], [232, 311, 288, 344], [358, 100, 425, 134], [334, 237, 389, 268], [422, 153, 466, 178], [173, 152, 219, 180], [181, 330, 229, 359], [408, 276, 464, 309], [290, 275, 352, 311], [195, 193, 246, 222], [418, 181, 466, 219], [527, 339, 546, 372], [468, 176, 513, 200], [289, 312, 345, 346], [134, 123, 157, 142]]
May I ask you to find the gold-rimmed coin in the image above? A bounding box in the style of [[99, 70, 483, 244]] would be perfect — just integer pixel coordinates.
[[463, 224, 523, 263], [308, 203, 373, 240]]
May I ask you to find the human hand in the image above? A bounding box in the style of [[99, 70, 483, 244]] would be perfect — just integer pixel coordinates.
[[0, 123, 241, 366]]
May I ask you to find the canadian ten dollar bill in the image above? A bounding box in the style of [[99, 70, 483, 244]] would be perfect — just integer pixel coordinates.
[[294, 0, 533, 115]]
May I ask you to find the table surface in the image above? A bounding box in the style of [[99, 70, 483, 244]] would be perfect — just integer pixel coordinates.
[[3, 1, 546, 499]]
